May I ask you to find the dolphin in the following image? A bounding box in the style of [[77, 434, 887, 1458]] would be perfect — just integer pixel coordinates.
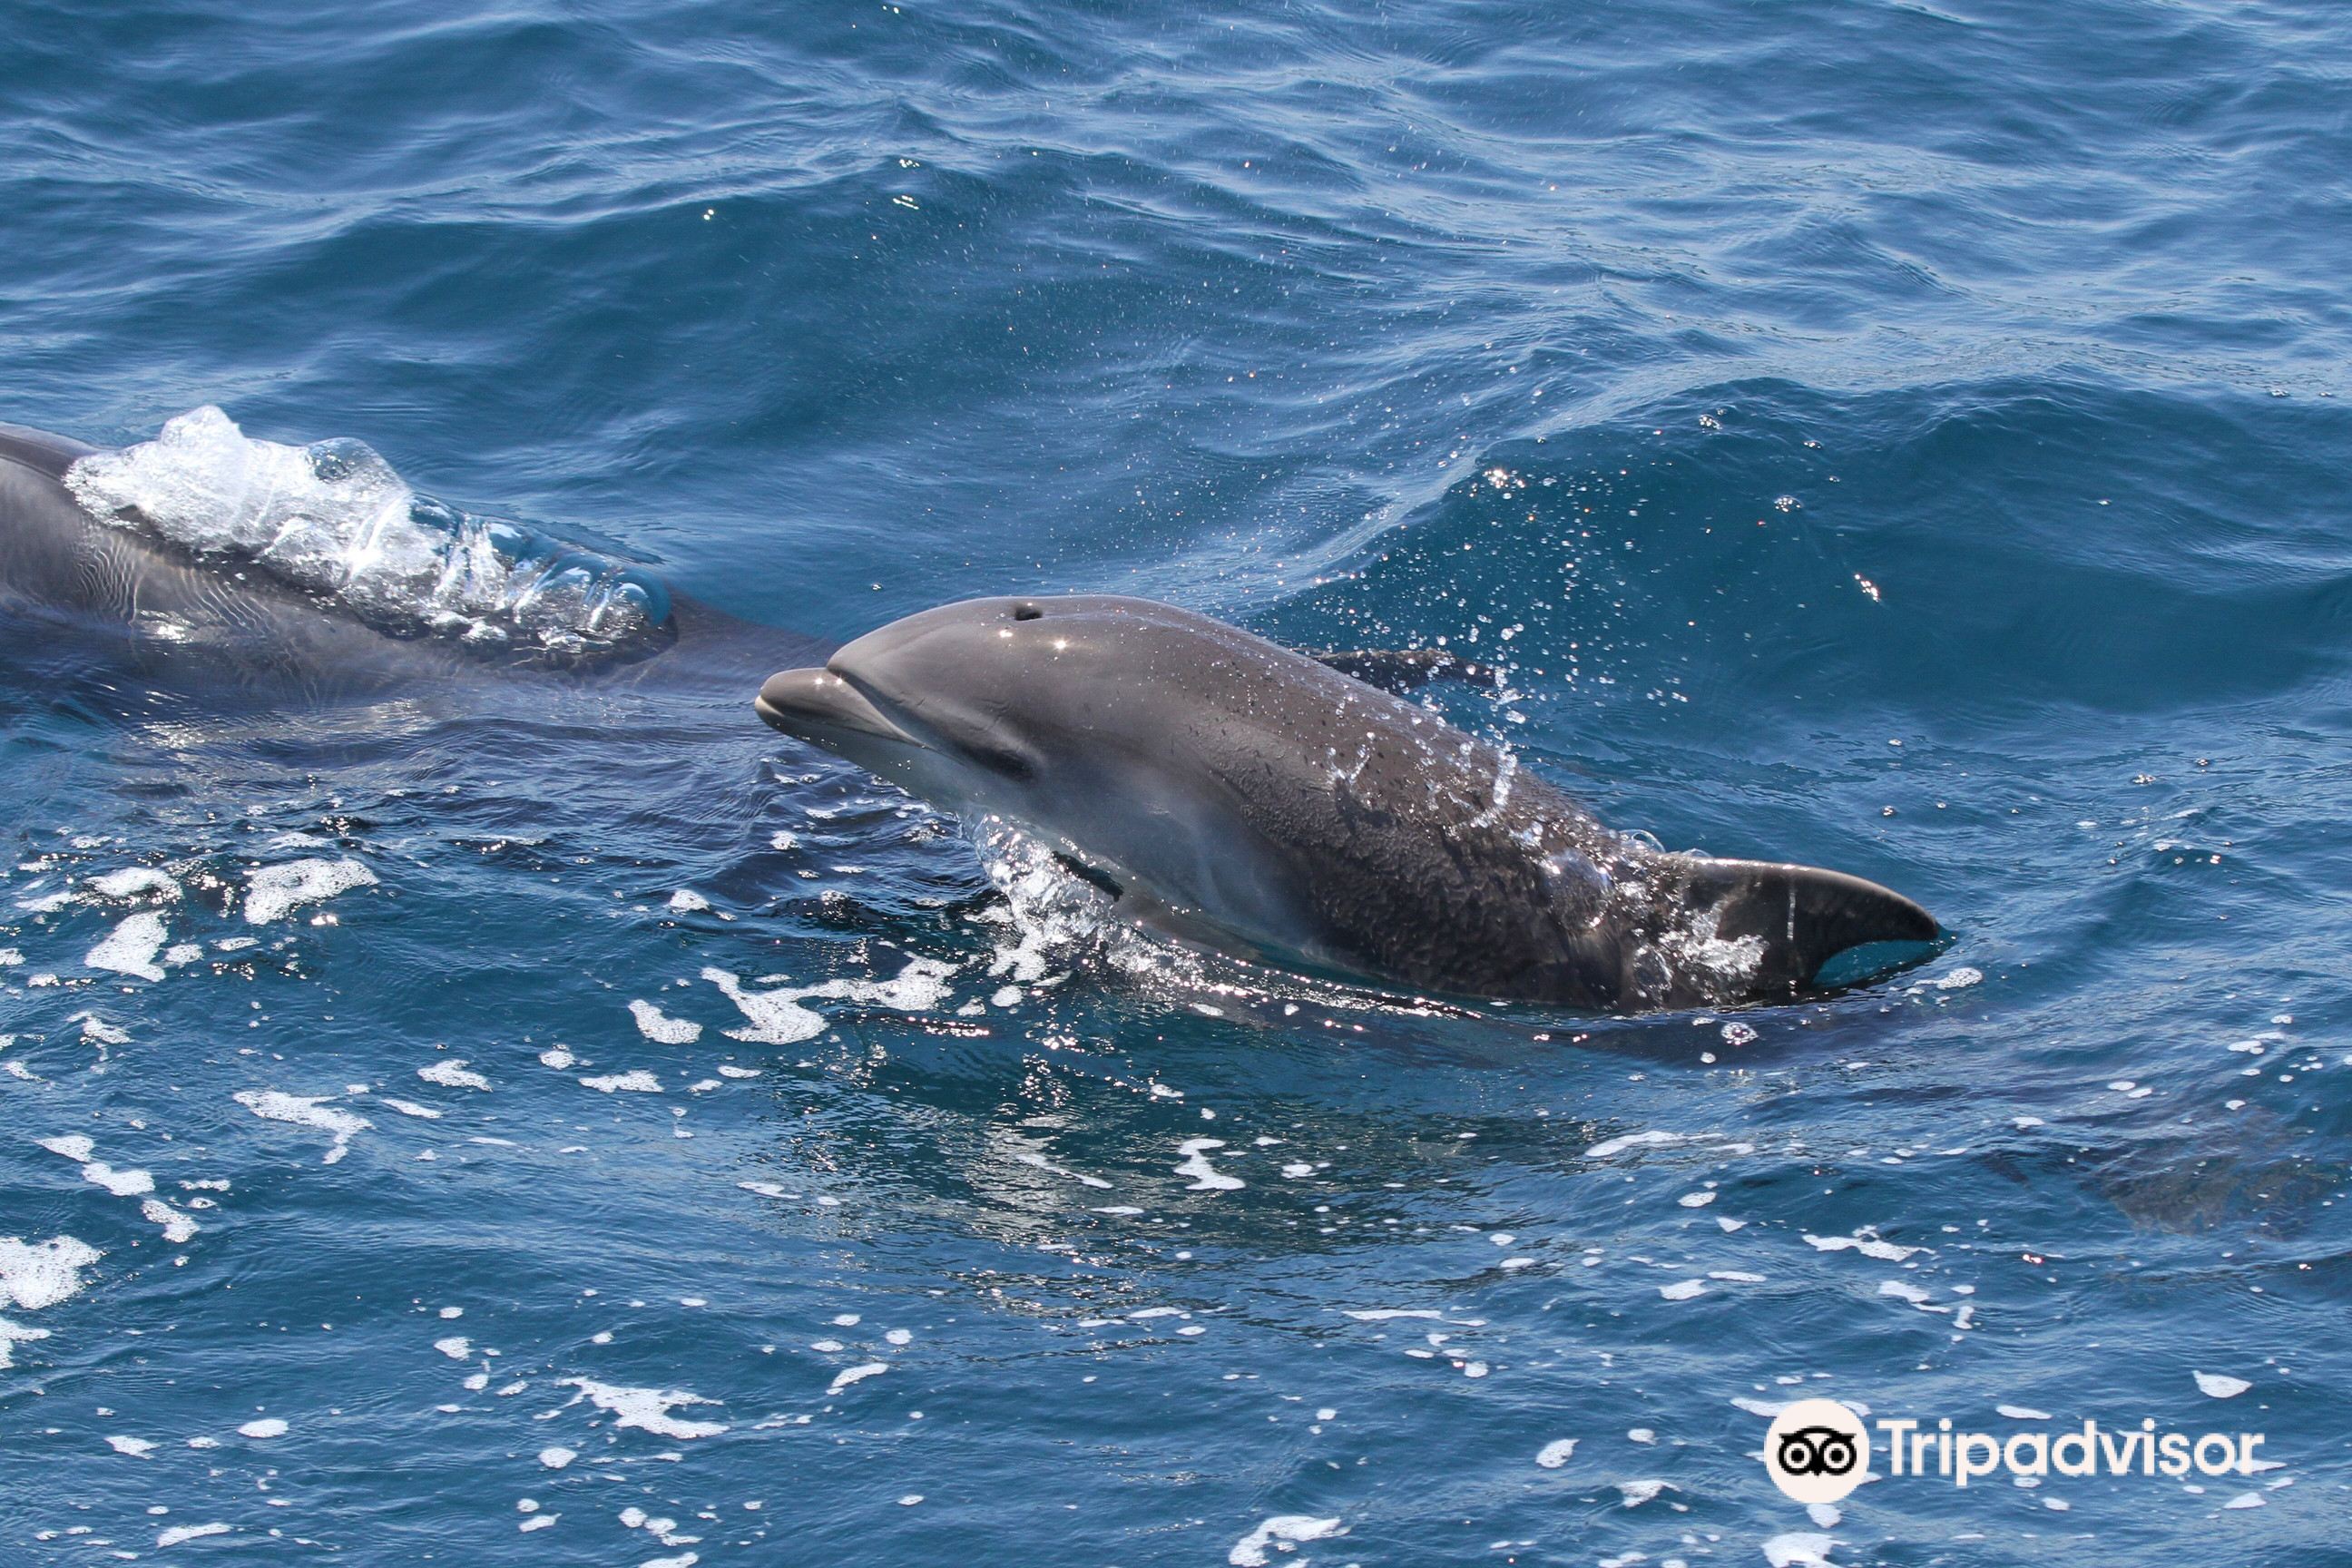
[[1, 421, 476, 703], [755, 594, 1939, 1012], [0, 416, 806, 710]]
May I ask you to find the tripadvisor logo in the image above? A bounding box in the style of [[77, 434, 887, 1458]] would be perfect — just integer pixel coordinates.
[[1760, 1398, 2274, 1503], [1764, 1400, 1871, 1504]]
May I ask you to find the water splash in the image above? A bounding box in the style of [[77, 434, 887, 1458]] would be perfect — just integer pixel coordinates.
[[65, 407, 673, 658], [966, 817, 1141, 983]]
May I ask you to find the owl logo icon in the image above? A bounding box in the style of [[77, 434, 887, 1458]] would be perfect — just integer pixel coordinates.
[[1763, 1399, 1870, 1504]]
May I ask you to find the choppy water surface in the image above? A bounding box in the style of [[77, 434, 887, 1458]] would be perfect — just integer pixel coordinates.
[[4, 3, 2349, 1563]]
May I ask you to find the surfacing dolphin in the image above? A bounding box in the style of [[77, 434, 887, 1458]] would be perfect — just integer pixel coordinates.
[[0, 414, 808, 712], [756, 595, 1939, 1012]]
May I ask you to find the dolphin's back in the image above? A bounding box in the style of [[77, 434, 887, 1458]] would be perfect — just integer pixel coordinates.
[[1112, 616, 1646, 1000], [0, 422, 93, 480], [1155, 626, 1936, 1008], [0, 419, 249, 627], [0, 421, 485, 702], [0, 422, 125, 620]]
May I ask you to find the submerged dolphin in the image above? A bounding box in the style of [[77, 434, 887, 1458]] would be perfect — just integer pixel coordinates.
[[0, 416, 801, 709], [756, 595, 1938, 1012]]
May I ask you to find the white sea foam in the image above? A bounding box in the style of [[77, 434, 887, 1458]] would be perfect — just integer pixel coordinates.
[[827, 1362, 888, 1396], [233, 1090, 370, 1163], [1229, 1514, 1344, 1566], [582, 1070, 662, 1093], [698, 972, 825, 1044], [701, 955, 956, 1045], [76, 1014, 131, 1054], [1174, 1138, 1243, 1191], [244, 858, 377, 925], [1764, 1533, 1837, 1567], [88, 867, 181, 902], [156, 1523, 231, 1547], [1585, 1130, 1684, 1161], [417, 1058, 490, 1091], [559, 1377, 728, 1439], [1535, 1438, 1578, 1468], [85, 912, 169, 982], [629, 1000, 703, 1044], [35, 1137, 160, 1201], [0, 1235, 102, 1312], [1804, 1231, 1923, 1262], [0, 1318, 54, 1367]]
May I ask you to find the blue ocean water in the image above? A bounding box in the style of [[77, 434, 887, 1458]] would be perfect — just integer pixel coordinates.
[[3, 1, 2348, 1563]]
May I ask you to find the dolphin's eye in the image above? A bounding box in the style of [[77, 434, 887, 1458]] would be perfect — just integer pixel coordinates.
[[1012, 603, 1043, 622]]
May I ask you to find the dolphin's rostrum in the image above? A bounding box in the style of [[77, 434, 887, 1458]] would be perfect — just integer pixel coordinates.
[[759, 594, 1939, 1012]]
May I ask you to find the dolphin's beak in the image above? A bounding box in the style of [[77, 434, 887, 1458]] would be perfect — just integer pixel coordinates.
[[755, 668, 922, 749]]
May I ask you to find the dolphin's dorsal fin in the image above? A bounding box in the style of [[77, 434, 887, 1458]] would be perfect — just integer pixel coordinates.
[[1666, 856, 1940, 993], [1313, 648, 1502, 694]]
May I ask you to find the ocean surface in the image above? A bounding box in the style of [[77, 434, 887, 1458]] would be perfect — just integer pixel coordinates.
[[3, 2, 2347, 1563]]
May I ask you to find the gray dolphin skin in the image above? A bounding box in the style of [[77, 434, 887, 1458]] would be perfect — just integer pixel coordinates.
[[758, 595, 1939, 1012]]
